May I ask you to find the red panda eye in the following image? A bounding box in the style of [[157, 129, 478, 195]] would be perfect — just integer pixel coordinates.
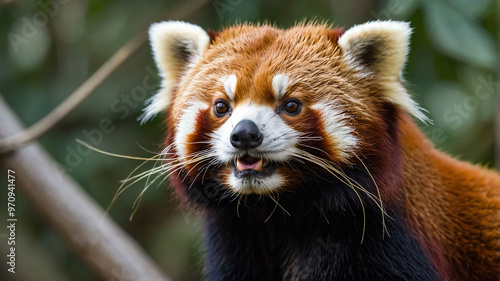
[[283, 99, 301, 115], [214, 100, 230, 116]]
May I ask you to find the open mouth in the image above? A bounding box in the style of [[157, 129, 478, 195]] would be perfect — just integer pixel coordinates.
[[233, 154, 275, 177]]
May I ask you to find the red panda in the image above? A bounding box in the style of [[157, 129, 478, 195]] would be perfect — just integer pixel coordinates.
[[142, 20, 500, 281]]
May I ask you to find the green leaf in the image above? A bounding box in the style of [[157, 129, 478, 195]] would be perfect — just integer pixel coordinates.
[[444, 0, 492, 19], [423, 0, 496, 69], [424, 81, 475, 132], [374, 0, 420, 20]]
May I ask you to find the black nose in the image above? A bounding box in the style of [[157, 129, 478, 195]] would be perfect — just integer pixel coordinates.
[[230, 120, 263, 150]]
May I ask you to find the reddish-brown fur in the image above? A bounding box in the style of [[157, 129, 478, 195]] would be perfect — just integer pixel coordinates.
[[399, 115, 500, 280]]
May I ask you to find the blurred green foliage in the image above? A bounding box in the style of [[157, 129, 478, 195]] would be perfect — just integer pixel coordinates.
[[0, 0, 497, 280]]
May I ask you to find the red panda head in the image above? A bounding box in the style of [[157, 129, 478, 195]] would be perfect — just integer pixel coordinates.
[[143, 21, 427, 197]]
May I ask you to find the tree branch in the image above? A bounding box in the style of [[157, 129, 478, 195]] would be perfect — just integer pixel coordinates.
[[0, 0, 212, 154], [0, 95, 171, 280]]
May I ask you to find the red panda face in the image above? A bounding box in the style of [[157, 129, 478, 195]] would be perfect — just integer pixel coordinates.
[[144, 21, 427, 196]]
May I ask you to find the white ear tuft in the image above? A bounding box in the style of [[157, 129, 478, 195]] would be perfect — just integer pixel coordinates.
[[339, 21, 430, 123], [140, 21, 210, 123]]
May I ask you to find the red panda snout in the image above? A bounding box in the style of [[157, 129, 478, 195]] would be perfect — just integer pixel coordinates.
[[210, 101, 300, 194]]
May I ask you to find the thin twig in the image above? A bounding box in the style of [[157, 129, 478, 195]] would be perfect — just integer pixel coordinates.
[[0, 0, 212, 154], [0, 34, 144, 154]]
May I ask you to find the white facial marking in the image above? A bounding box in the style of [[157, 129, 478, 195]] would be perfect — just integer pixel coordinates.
[[175, 101, 208, 159], [221, 74, 237, 100], [312, 102, 359, 159], [228, 172, 284, 194], [272, 74, 289, 99]]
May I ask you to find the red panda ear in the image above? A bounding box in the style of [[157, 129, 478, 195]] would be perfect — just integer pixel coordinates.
[[339, 21, 429, 123], [140, 21, 210, 123]]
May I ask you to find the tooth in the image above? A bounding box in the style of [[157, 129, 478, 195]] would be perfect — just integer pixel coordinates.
[[236, 159, 244, 171], [254, 159, 262, 171], [262, 159, 269, 167]]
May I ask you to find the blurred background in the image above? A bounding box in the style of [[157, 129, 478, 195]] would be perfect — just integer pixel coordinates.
[[0, 0, 498, 280]]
